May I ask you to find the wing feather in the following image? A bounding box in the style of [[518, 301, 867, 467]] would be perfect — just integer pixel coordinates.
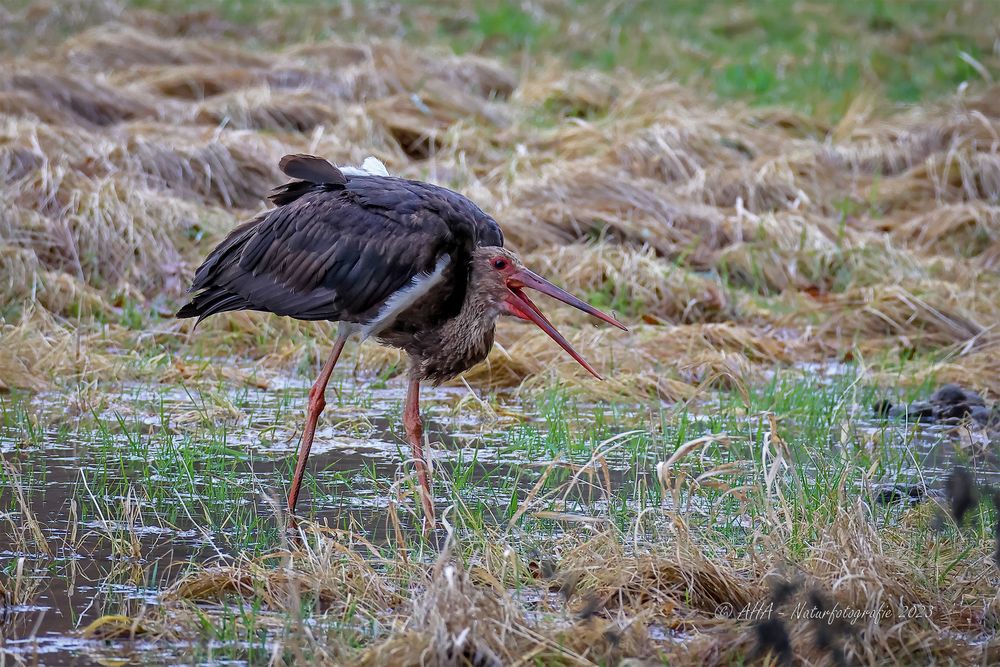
[[278, 154, 347, 185], [179, 168, 504, 325]]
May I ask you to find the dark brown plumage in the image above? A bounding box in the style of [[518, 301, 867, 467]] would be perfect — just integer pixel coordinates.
[[177, 154, 624, 529], [178, 154, 501, 339]]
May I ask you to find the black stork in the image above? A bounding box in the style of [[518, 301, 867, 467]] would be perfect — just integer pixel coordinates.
[[177, 154, 626, 527]]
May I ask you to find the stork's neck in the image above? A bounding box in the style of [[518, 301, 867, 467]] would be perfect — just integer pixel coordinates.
[[434, 279, 499, 350], [407, 271, 500, 384]]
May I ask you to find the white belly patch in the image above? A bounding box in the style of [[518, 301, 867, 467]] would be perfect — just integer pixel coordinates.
[[362, 255, 450, 339]]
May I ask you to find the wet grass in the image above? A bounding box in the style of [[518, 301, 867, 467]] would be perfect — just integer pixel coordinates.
[[3, 355, 998, 663], [1, 0, 999, 663]]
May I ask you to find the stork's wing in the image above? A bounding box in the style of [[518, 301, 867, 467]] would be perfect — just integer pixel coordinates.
[[178, 175, 501, 325]]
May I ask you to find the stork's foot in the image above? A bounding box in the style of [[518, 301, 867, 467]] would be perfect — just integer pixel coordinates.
[[415, 460, 436, 533], [411, 438, 436, 531], [284, 520, 305, 549]]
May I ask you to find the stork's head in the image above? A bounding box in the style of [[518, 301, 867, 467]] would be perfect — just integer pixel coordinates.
[[471, 247, 627, 380]]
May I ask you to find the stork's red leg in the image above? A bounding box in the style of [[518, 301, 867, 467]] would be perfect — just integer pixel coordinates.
[[403, 377, 436, 528], [287, 332, 349, 521]]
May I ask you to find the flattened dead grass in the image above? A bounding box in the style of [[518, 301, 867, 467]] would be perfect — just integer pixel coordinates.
[[121, 467, 999, 666], [4, 5, 998, 666], [0, 6, 998, 400], [523, 243, 733, 323]]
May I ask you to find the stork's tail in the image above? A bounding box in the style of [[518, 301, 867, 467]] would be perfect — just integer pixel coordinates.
[[176, 289, 252, 328]]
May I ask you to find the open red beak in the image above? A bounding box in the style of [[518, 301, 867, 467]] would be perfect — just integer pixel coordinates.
[[503, 268, 627, 380]]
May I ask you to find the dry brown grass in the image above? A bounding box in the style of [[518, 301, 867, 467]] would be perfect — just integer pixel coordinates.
[[4, 4, 999, 666], [0, 4, 998, 402], [109, 461, 999, 666]]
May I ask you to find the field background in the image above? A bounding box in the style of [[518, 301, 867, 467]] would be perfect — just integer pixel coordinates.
[[1, 0, 999, 398], [1, 0, 1000, 665]]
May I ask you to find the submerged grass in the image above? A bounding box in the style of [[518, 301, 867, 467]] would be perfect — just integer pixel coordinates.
[[1, 0, 999, 664], [4, 364, 1000, 664]]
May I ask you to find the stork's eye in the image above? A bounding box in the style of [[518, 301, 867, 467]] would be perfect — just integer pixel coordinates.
[[492, 258, 507, 270]]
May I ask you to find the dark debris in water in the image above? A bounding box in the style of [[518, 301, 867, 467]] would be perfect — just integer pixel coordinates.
[[873, 383, 999, 428], [873, 482, 928, 506], [945, 466, 980, 526]]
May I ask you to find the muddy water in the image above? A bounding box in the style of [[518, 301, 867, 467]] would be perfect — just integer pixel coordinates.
[[0, 372, 626, 665], [1, 369, 996, 665]]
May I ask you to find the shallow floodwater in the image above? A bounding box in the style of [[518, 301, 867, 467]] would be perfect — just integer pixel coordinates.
[[0, 367, 996, 665], [0, 370, 628, 665]]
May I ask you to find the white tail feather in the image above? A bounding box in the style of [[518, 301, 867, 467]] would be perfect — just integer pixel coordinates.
[[340, 156, 390, 177]]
